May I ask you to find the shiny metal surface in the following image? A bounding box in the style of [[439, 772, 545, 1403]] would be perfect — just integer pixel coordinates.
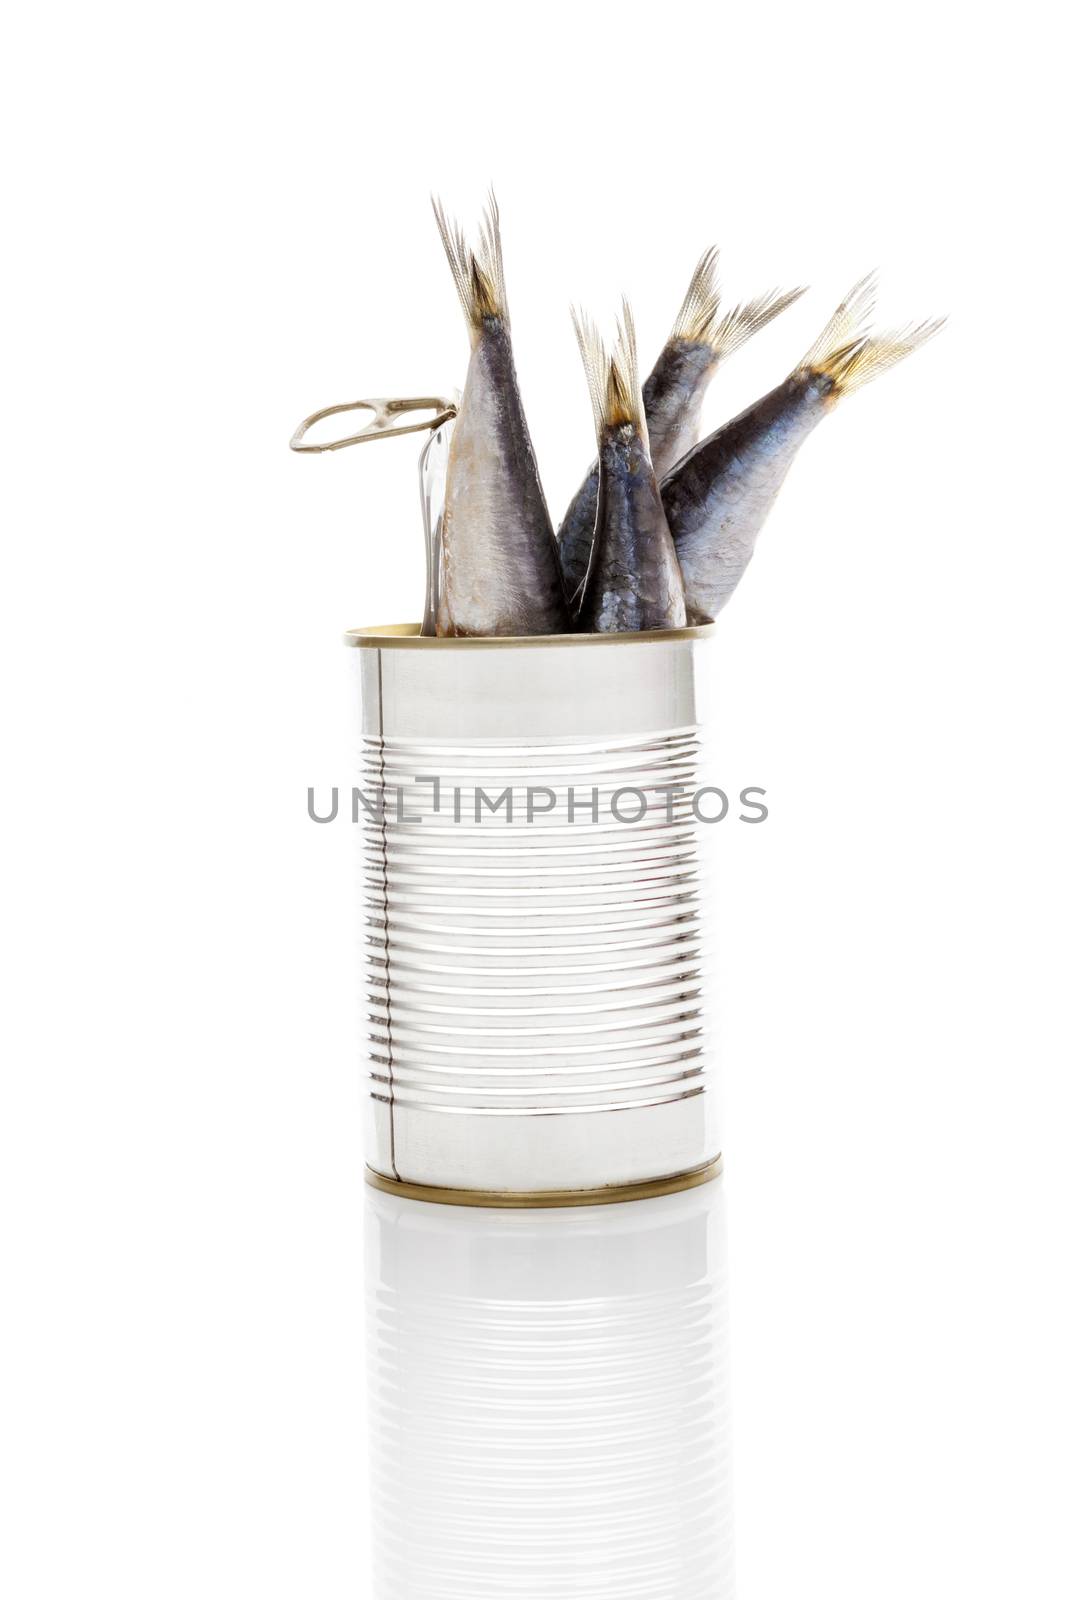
[[364, 1154, 721, 1208], [352, 628, 719, 1197], [345, 620, 714, 648], [289, 395, 456, 453], [364, 1180, 734, 1597]]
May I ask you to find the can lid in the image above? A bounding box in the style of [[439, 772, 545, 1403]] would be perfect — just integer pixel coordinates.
[[343, 622, 715, 650]]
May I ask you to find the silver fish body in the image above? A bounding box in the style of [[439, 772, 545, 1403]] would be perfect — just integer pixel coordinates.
[[577, 421, 686, 633], [557, 338, 716, 603], [662, 374, 829, 624], [661, 275, 944, 622], [558, 256, 804, 607], [434, 196, 570, 637], [439, 317, 569, 636], [571, 306, 685, 634], [642, 337, 721, 472], [556, 468, 600, 602]]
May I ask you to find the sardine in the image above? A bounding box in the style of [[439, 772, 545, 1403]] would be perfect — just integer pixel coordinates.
[[572, 304, 686, 634], [558, 250, 804, 604], [661, 276, 944, 623], [432, 194, 570, 637]]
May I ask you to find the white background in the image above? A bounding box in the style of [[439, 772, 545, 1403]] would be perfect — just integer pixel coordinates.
[[3, 2, 1065, 1595]]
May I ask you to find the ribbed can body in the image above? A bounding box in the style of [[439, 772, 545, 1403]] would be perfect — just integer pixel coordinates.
[[350, 628, 718, 1197]]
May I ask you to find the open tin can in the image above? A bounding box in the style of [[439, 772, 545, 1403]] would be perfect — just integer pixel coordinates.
[[348, 622, 720, 1207]]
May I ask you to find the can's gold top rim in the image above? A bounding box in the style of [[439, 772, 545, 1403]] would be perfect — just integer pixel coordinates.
[[344, 621, 715, 650]]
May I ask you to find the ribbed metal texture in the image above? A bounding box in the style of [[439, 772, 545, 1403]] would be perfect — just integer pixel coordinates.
[[354, 635, 717, 1193], [365, 1184, 734, 1598], [363, 726, 705, 1113]]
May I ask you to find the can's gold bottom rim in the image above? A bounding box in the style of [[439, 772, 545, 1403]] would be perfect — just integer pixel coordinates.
[[364, 1156, 723, 1209]]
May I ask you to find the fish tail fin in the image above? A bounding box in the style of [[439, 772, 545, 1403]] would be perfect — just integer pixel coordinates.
[[797, 272, 879, 372], [572, 299, 648, 448], [711, 286, 809, 359], [432, 189, 508, 333], [671, 245, 806, 358], [796, 273, 945, 395], [815, 319, 947, 395], [669, 247, 721, 342]]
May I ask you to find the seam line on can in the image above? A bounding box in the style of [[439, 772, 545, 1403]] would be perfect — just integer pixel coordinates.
[[375, 649, 400, 1183]]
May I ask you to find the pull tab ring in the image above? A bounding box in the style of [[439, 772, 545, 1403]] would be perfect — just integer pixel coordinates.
[[289, 396, 456, 453]]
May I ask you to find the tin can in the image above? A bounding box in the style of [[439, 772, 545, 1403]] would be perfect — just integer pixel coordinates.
[[364, 1180, 734, 1597], [348, 622, 720, 1206]]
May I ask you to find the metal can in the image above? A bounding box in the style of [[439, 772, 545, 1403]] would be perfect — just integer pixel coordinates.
[[349, 623, 721, 1206]]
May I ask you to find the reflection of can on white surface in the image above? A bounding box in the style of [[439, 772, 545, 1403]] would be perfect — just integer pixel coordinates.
[[365, 1181, 734, 1597], [348, 622, 721, 1207]]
